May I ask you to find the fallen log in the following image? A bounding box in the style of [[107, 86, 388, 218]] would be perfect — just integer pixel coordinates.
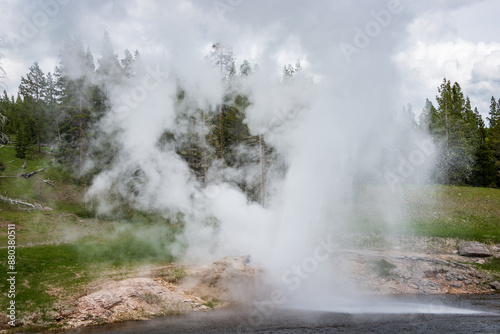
[[20, 166, 48, 178], [0, 194, 44, 210], [35, 177, 55, 187]]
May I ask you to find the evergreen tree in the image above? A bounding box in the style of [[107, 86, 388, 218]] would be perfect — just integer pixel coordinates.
[[431, 79, 476, 184], [15, 119, 36, 159], [0, 110, 7, 144], [56, 35, 104, 171], [419, 99, 438, 134], [487, 97, 500, 129], [0, 91, 9, 144], [121, 49, 135, 78], [471, 107, 496, 186], [44, 72, 62, 142], [239, 60, 252, 76], [97, 31, 123, 86], [487, 96, 500, 185], [19, 62, 48, 153]]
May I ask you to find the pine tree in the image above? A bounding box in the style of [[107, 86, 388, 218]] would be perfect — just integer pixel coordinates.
[[0, 110, 7, 144], [239, 60, 252, 76], [487, 96, 500, 185], [419, 99, 438, 134], [487, 97, 500, 129], [19, 62, 48, 153], [431, 79, 476, 184], [97, 31, 123, 86], [56, 36, 103, 171], [121, 49, 135, 78], [0, 90, 9, 144], [472, 107, 496, 186], [44, 72, 61, 142]]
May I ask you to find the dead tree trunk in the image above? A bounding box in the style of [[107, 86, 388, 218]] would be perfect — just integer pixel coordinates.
[[0, 194, 43, 210], [20, 167, 48, 178]]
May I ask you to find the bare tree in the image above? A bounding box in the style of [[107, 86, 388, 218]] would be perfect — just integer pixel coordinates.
[[208, 41, 236, 78]]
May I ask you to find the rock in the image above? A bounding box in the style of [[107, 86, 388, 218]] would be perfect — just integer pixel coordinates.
[[464, 280, 472, 285], [436, 273, 443, 279], [100, 293, 122, 309], [490, 281, 500, 290], [424, 270, 435, 278], [450, 282, 462, 288], [473, 279, 479, 284], [199, 305, 210, 311], [458, 242, 492, 257]]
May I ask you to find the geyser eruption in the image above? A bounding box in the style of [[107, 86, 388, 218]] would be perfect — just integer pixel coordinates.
[[84, 0, 443, 314]]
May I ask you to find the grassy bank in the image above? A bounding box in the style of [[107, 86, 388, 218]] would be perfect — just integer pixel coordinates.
[[406, 185, 500, 243], [347, 184, 500, 243], [0, 146, 180, 330]]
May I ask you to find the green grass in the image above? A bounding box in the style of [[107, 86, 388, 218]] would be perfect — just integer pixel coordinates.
[[343, 185, 500, 243], [201, 296, 220, 309], [0, 234, 178, 328], [0, 244, 94, 324], [478, 258, 500, 272], [155, 268, 186, 283], [406, 185, 500, 243]]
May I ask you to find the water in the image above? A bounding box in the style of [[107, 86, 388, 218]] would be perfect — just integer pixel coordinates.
[[61, 295, 500, 333]]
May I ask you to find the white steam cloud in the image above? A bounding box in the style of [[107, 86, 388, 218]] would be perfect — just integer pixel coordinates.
[[81, 0, 439, 310]]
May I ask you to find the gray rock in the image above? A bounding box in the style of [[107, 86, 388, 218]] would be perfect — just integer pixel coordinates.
[[490, 281, 500, 290], [450, 282, 462, 288], [459, 242, 492, 257], [100, 293, 122, 309], [464, 280, 472, 285]]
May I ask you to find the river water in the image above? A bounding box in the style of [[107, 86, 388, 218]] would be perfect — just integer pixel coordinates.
[[61, 294, 499, 333]]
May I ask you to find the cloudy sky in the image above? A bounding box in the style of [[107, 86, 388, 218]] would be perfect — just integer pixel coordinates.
[[1, 0, 500, 121]]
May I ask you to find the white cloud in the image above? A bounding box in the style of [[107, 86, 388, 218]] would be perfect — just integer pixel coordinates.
[[391, 0, 500, 119], [394, 39, 500, 117]]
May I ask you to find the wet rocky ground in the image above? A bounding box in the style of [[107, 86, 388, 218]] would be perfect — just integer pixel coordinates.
[[33, 236, 500, 332]]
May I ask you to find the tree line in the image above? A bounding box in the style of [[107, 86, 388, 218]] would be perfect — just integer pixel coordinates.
[[0, 34, 499, 206], [0, 35, 285, 205], [420, 79, 500, 187]]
